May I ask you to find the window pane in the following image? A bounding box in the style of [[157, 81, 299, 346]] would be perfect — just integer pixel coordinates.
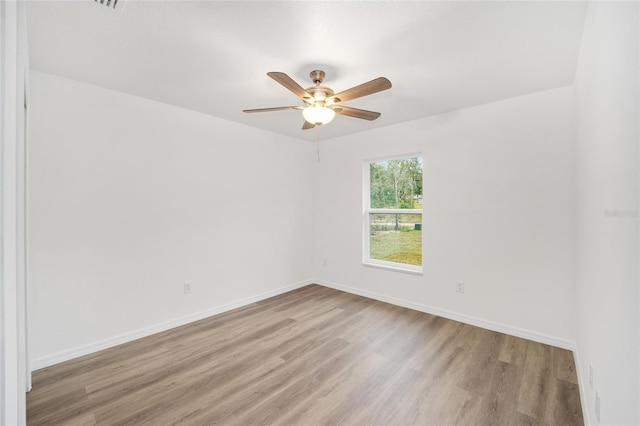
[[369, 213, 422, 266], [370, 158, 423, 209]]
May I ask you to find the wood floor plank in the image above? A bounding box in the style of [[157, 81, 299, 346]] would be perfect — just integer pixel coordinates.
[[457, 328, 507, 396], [192, 338, 352, 425], [552, 378, 584, 424], [27, 284, 583, 426], [406, 317, 464, 374], [237, 340, 375, 425], [348, 364, 425, 425], [166, 354, 288, 425], [552, 345, 580, 384], [274, 351, 388, 425], [499, 333, 529, 366], [315, 357, 408, 425], [470, 360, 524, 425], [26, 388, 90, 425], [517, 340, 553, 419]]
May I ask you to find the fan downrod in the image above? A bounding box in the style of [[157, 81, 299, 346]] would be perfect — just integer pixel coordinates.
[[310, 70, 325, 85]]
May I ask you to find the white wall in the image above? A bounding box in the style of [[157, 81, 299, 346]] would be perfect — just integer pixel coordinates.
[[574, 2, 640, 425], [28, 71, 315, 367], [314, 86, 576, 347]]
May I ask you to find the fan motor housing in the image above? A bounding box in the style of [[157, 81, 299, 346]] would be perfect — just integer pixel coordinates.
[[305, 86, 335, 103]]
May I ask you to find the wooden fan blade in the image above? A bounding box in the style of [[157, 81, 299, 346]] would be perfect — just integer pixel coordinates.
[[302, 121, 315, 130], [243, 106, 303, 113], [333, 105, 381, 121], [327, 77, 391, 104], [267, 72, 312, 102]]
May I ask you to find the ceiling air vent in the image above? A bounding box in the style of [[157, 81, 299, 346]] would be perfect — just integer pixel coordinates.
[[94, 0, 118, 10]]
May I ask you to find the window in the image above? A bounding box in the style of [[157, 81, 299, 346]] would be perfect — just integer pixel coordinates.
[[364, 155, 423, 273]]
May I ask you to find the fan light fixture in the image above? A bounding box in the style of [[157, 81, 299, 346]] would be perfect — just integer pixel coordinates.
[[302, 104, 335, 125]]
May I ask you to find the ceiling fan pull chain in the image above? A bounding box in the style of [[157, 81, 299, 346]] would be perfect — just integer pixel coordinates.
[[316, 126, 321, 163]]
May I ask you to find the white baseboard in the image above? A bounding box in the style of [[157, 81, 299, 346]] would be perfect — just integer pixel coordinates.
[[315, 278, 575, 350], [32, 277, 579, 378], [31, 279, 314, 370]]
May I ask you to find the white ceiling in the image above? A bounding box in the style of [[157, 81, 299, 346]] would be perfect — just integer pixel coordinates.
[[26, 1, 587, 142]]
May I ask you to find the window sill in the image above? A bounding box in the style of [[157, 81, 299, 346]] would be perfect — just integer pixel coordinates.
[[362, 261, 423, 276]]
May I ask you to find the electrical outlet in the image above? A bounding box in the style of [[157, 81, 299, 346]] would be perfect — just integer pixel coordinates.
[[589, 364, 594, 389], [456, 282, 465, 293], [184, 282, 192, 294], [595, 391, 601, 423], [323, 258, 328, 267]]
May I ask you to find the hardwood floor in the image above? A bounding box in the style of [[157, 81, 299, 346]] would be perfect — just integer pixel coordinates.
[[27, 284, 583, 425]]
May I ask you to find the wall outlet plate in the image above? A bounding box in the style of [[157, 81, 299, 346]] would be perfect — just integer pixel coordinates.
[[456, 282, 465, 293], [184, 282, 192, 294]]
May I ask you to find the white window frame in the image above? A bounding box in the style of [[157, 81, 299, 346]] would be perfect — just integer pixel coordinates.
[[363, 153, 423, 275]]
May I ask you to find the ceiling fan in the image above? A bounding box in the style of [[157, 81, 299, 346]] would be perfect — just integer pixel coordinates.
[[243, 70, 392, 130]]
